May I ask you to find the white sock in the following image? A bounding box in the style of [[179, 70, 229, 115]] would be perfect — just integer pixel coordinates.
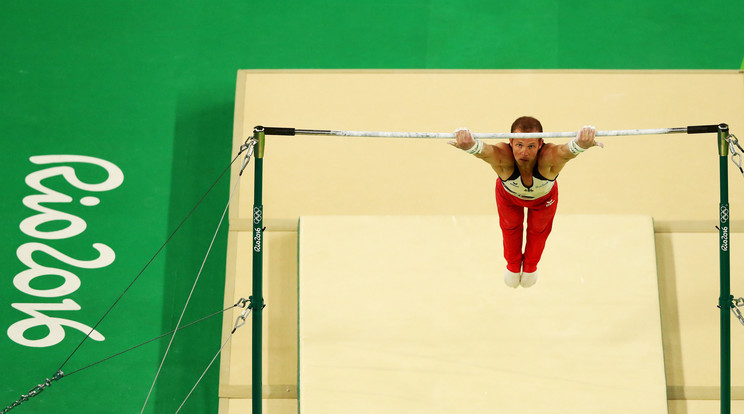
[[520, 271, 538, 288], [503, 269, 521, 288]]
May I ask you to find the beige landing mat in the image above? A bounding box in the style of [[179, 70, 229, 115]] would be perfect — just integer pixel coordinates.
[[298, 215, 667, 413]]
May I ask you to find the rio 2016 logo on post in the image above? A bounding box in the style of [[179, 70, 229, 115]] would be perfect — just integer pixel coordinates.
[[721, 205, 729, 252], [721, 226, 729, 252], [253, 207, 262, 252], [7, 155, 123, 348], [254, 228, 262, 253]]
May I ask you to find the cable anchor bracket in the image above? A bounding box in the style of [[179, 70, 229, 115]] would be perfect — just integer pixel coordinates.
[[239, 138, 257, 176], [724, 133, 744, 176], [731, 296, 744, 327]]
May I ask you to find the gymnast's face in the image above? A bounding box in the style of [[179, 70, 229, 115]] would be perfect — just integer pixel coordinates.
[[509, 138, 543, 163]]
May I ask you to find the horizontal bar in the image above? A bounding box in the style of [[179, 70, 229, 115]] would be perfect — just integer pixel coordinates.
[[256, 124, 723, 139], [294, 127, 687, 139]]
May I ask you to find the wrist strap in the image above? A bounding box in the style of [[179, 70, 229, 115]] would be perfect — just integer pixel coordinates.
[[466, 139, 484, 155], [568, 138, 586, 155]]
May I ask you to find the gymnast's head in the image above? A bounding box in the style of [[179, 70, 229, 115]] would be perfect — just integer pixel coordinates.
[[511, 116, 542, 134], [509, 116, 544, 154]]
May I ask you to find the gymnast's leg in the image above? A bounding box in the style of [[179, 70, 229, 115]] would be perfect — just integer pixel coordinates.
[[495, 181, 525, 287], [521, 184, 559, 287]]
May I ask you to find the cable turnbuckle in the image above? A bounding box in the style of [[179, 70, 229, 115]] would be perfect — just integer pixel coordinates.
[[731, 297, 744, 327], [2, 371, 63, 413]]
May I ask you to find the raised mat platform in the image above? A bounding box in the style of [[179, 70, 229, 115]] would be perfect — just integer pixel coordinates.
[[298, 215, 667, 413]]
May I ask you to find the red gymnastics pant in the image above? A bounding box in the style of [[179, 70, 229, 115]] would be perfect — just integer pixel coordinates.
[[495, 179, 558, 274]]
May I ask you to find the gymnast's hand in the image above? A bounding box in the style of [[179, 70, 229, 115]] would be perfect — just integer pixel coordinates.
[[448, 127, 476, 151], [575, 125, 604, 149]]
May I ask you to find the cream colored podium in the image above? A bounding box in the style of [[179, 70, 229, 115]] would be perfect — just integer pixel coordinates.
[[297, 215, 667, 413]]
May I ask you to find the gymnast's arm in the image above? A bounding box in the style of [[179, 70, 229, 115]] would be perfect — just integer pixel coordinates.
[[539, 125, 603, 178], [448, 128, 513, 174]]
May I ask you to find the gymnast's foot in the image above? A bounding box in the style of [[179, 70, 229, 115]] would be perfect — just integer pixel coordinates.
[[520, 271, 538, 288], [503, 268, 521, 288]]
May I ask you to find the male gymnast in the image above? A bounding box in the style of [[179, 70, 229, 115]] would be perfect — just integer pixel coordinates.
[[449, 116, 602, 288]]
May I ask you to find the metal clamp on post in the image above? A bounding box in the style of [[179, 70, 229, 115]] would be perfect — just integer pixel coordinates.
[[253, 126, 266, 159], [719, 123, 730, 157], [248, 295, 266, 311]]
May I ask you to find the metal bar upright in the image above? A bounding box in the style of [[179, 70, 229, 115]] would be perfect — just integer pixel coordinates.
[[718, 123, 731, 414], [251, 127, 266, 414]]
